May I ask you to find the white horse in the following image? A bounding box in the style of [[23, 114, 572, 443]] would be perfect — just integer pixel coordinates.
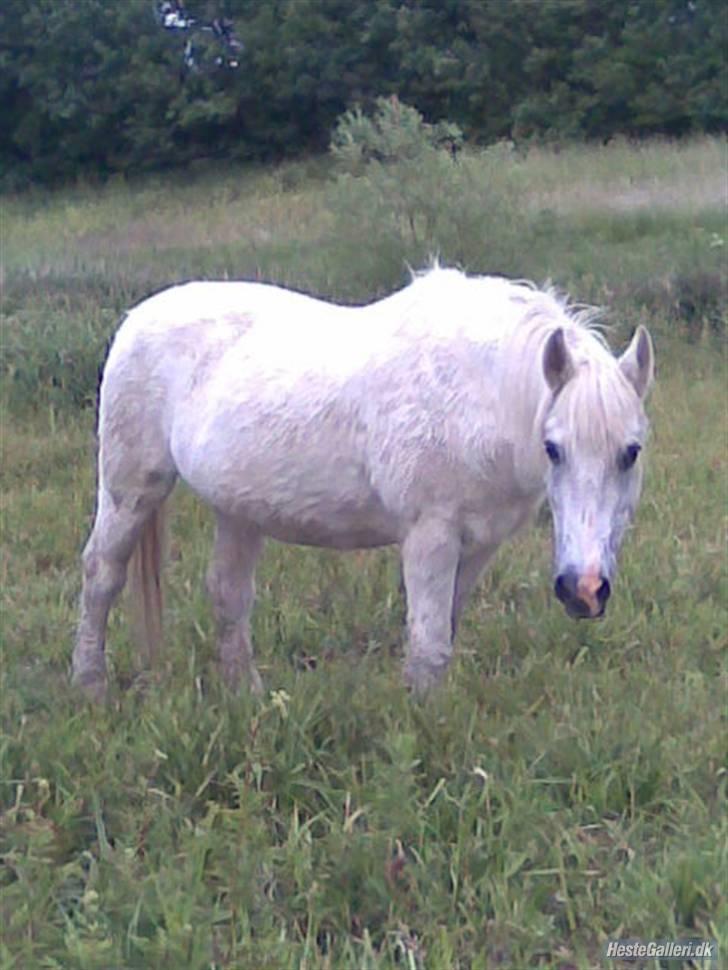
[[72, 267, 654, 699]]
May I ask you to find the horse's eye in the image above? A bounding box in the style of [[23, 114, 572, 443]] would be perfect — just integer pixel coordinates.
[[544, 440, 562, 465], [619, 443, 641, 471]]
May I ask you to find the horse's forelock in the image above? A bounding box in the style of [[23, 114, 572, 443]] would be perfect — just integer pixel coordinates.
[[527, 295, 642, 453], [559, 355, 643, 453]]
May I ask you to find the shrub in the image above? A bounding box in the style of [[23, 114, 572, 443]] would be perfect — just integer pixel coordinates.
[[330, 96, 463, 171], [327, 98, 529, 280]]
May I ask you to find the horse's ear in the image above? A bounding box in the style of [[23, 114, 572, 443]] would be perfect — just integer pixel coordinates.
[[619, 325, 654, 399], [543, 328, 574, 395]]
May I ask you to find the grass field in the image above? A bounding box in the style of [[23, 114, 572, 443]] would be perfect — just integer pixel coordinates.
[[1, 137, 726, 969]]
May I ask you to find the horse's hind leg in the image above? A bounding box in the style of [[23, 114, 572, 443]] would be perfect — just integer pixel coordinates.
[[73, 490, 149, 699], [73, 473, 175, 700], [207, 513, 263, 693]]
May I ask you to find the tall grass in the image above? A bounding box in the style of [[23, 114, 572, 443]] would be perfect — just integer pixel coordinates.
[[1, 138, 726, 968]]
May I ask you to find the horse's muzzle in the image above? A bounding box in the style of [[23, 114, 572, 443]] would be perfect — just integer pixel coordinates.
[[554, 570, 610, 619]]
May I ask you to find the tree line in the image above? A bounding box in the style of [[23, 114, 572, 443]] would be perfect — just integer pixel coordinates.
[[1, 0, 725, 186]]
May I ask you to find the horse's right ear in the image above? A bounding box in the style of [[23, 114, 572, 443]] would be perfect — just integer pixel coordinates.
[[543, 328, 574, 395]]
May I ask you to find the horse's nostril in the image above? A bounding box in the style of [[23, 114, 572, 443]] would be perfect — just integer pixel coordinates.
[[597, 577, 611, 608], [554, 574, 571, 604], [555, 571, 580, 606]]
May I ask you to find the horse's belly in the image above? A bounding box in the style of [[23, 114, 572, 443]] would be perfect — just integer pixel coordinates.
[[172, 421, 399, 549], [248, 497, 398, 549], [201, 475, 397, 549]]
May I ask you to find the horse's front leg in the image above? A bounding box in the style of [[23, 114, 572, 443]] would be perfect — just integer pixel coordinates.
[[451, 544, 496, 638], [207, 514, 264, 693], [401, 518, 461, 693]]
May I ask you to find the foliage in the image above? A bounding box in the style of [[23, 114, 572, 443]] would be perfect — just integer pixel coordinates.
[[331, 96, 463, 170], [328, 97, 519, 278], [0, 0, 725, 186], [512, 0, 728, 142], [328, 146, 528, 288]]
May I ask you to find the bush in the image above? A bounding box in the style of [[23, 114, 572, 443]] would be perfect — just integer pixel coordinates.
[[327, 98, 528, 279], [331, 96, 463, 171]]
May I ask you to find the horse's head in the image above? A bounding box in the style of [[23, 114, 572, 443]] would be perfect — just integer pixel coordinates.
[[541, 325, 654, 619]]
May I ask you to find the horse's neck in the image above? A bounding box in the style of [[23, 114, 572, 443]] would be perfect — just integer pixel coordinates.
[[496, 323, 557, 482]]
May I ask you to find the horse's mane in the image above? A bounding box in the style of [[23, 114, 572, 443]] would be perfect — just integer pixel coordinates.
[[410, 263, 607, 337], [406, 266, 640, 452]]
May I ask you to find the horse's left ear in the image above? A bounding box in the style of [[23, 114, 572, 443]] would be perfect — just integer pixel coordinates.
[[619, 325, 655, 399]]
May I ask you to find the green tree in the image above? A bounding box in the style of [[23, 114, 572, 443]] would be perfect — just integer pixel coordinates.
[[0, 0, 724, 185], [2, 1, 170, 178], [514, 0, 727, 141]]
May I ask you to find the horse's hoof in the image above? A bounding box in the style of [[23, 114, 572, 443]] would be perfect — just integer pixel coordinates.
[[249, 667, 264, 695], [221, 662, 264, 695], [72, 672, 108, 703], [403, 660, 448, 695]]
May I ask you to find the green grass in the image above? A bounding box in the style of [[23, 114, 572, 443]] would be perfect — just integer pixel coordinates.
[[1, 138, 726, 968]]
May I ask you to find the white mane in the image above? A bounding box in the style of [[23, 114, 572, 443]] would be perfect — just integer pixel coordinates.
[[393, 267, 639, 455], [399, 265, 605, 345]]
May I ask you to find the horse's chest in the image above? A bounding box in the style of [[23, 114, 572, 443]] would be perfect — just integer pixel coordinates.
[[461, 492, 541, 551], [456, 451, 544, 550]]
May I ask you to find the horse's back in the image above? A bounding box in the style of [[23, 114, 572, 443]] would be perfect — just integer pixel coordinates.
[[106, 272, 545, 387], [96, 272, 559, 533]]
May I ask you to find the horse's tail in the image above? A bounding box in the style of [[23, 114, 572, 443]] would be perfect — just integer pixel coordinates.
[[127, 501, 168, 662]]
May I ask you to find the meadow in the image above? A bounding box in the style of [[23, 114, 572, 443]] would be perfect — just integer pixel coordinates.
[[1, 137, 726, 969]]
